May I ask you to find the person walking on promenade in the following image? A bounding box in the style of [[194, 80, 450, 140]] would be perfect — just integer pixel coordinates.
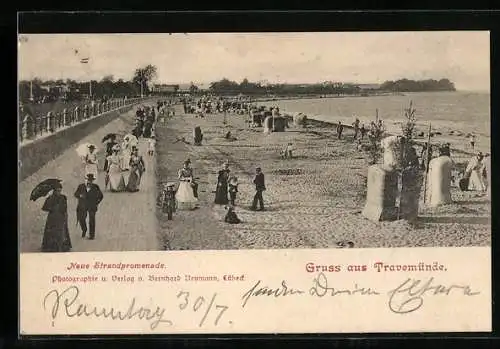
[[148, 136, 156, 156], [84, 144, 99, 181], [251, 167, 266, 211], [41, 181, 72, 252], [74, 173, 104, 240], [103, 135, 117, 171], [336, 121, 344, 139]]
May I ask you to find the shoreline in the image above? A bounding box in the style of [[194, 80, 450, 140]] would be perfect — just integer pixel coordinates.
[[253, 97, 490, 157], [154, 105, 490, 250], [251, 91, 405, 102]]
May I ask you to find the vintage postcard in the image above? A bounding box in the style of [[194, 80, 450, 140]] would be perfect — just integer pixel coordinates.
[[18, 31, 491, 335]]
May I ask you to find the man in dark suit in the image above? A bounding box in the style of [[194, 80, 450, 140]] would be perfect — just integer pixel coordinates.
[[74, 173, 104, 240], [251, 167, 266, 211]]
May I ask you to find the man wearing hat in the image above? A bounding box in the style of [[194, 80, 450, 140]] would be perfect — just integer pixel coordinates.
[[251, 167, 266, 211], [74, 173, 104, 240]]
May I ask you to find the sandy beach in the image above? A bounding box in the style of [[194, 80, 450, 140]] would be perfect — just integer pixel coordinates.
[[155, 106, 490, 250]]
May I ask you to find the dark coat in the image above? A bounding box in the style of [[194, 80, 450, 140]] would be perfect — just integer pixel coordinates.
[[224, 208, 241, 224], [41, 193, 72, 252], [74, 183, 104, 212], [253, 173, 266, 191], [214, 169, 230, 205]]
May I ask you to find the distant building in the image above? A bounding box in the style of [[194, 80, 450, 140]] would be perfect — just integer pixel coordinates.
[[355, 83, 381, 90], [152, 84, 179, 93], [39, 83, 70, 94], [177, 83, 192, 93]]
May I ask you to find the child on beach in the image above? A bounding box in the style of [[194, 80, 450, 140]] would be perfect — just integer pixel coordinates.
[[148, 136, 156, 156], [360, 124, 366, 139], [336, 121, 344, 139], [224, 205, 241, 224], [228, 176, 239, 206], [281, 143, 295, 159], [469, 134, 477, 150]]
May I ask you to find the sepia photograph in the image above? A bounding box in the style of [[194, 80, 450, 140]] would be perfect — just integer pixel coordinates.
[[18, 31, 491, 253]]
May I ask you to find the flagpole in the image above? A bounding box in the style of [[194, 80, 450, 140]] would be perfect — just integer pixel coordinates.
[[422, 123, 432, 204], [29, 80, 33, 102]]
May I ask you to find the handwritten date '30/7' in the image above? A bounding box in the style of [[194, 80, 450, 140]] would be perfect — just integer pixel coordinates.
[[43, 285, 230, 330], [241, 273, 480, 314]]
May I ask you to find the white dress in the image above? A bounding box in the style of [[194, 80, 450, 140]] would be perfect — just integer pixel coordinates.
[[84, 152, 99, 180], [465, 157, 486, 191], [175, 169, 198, 210], [121, 142, 131, 171]]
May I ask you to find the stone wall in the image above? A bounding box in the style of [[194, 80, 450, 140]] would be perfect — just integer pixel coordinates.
[[19, 100, 150, 181]]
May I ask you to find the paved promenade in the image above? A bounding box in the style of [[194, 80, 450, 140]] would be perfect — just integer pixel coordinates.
[[19, 106, 158, 253]]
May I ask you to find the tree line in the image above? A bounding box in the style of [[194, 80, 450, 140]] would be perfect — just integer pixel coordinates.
[[205, 78, 362, 96], [199, 77, 456, 95], [379, 78, 456, 92], [19, 64, 456, 103], [19, 64, 158, 103]]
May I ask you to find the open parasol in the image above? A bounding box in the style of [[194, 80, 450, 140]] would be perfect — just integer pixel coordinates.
[[101, 133, 117, 143], [123, 134, 139, 147], [30, 178, 62, 201], [76, 143, 98, 158]]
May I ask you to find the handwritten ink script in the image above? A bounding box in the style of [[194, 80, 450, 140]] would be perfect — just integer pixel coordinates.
[[241, 273, 481, 314], [43, 285, 230, 330]]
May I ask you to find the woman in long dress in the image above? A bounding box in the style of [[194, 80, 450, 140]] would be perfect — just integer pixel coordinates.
[[41, 182, 72, 252], [176, 161, 198, 210], [106, 145, 126, 192], [465, 152, 486, 191], [127, 146, 146, 192], [214, 163, 230, 205], [84, 145, 99, 181], [121, 137, 132, 171]]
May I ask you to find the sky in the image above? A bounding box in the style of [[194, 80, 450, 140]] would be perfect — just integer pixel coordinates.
[[18, 31, 490, 92]]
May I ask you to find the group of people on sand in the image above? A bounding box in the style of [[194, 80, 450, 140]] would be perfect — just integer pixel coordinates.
[[420, 140, 489, 193], [165, 157, 267, 224]]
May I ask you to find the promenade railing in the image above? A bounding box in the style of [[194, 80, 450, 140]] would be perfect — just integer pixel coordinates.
[[19, 97, 149, 145]]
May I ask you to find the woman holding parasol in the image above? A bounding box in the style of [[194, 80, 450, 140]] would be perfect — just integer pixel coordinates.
[[121, 134, 138, 171], [31, 179, 72, 252], [102, 133, 118, 171]]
